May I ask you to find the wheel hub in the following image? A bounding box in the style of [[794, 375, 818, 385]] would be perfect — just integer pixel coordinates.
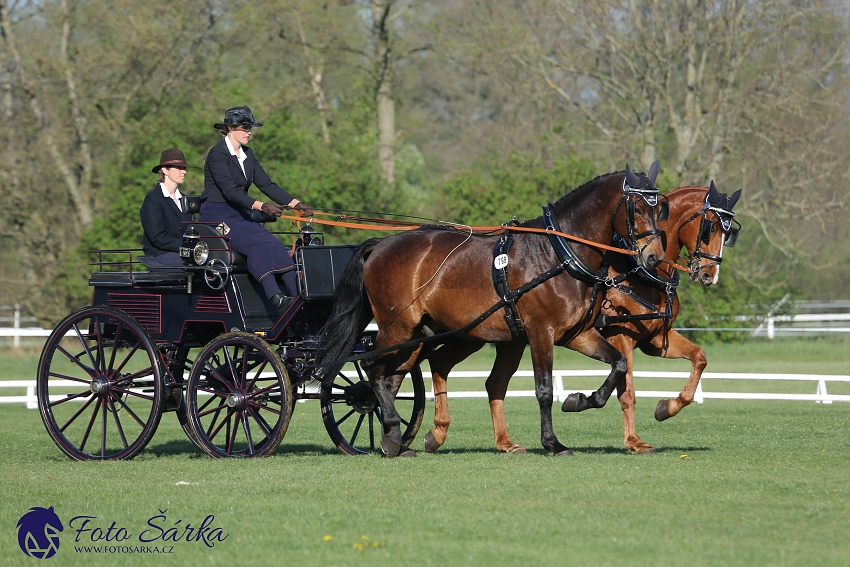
[[89, 375, 111, 397], [226, 391, 247, 410], [346, 381, 377, 415]]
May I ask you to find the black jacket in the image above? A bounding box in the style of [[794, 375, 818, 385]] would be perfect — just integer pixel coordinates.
[[200, 138, 294, 210], [140, 185, 194, 256]]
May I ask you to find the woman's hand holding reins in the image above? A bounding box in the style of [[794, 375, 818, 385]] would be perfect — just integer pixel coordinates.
[[293, 202, 315, 217], [260, 202, 284, 217]]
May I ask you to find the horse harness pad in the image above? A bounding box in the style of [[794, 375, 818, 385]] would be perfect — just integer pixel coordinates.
[[492, 232, 528, 341]]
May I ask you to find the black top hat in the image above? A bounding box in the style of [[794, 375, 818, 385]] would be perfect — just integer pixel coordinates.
[[151, 148, 196, 173], [213, 106, 264, 130]]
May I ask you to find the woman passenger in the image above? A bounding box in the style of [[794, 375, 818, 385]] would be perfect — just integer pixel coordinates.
[[140, 148, 195, 267]]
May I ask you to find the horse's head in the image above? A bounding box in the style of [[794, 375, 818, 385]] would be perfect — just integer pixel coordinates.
[[674, 181, 742, 287], [616, 161, 665, 270]]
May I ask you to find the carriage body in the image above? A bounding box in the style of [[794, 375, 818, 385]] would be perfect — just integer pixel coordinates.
[[36, 221, 424, 461]]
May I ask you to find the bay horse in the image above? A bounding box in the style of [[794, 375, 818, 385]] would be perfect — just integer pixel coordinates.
[[422, 181, 741, 454], [315, 163, 666, 457]]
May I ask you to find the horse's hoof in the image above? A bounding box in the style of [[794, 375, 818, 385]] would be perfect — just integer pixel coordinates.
[[561, 393, 586, 412], [500, 445, 527, 454], [554, 448, 574, 456], [381, 438, 415, 458], [424, 431, 441, 453], [655, 399, 672, 421], [631, 445, 656, 454]]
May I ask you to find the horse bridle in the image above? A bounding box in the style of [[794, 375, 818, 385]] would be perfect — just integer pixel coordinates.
[[613, 177, 667, 256], [678, 199, 740, 280]]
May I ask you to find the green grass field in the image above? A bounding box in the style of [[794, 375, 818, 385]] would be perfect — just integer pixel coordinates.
[[1, 336, 849, 566]]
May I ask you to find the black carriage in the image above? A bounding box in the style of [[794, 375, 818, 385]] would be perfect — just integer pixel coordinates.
[[36, 198, 425, 460]]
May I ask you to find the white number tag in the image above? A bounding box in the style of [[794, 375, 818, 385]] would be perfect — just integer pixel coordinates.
[[494, 254, 509, 270]]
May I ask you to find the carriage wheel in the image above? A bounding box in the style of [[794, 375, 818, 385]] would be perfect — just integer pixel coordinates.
[[37, 306, 164, 461], [321, 362, 425, 455], [185, 332, 292, 458]]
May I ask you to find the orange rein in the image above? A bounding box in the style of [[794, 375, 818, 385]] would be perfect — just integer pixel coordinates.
[[277, 211, 656, 256]]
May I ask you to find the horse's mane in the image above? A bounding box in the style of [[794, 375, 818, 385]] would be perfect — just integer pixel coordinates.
[[519, 171, 624, 227]]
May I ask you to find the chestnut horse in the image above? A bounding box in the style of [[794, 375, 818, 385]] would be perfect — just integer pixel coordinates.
[[315, 164, 666, 457], [423, 181, 741, 454]]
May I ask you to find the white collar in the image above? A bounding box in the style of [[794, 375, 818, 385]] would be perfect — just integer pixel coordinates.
[[159, 183, 183, 210], [225, 136, 247, 162]]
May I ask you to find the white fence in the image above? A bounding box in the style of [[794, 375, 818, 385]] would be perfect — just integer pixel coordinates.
[[5, 369, 849, 409]]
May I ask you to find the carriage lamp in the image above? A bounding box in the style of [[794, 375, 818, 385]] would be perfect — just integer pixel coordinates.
[[180, 226, 210, 266], [298, 224, 324, 247]]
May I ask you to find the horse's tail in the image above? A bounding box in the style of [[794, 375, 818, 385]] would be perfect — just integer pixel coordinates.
[[313, 238, 382, 386]]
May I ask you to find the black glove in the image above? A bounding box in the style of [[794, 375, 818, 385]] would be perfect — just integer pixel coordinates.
[[260, 202, 284, 217], [293, 201, 315, 217]]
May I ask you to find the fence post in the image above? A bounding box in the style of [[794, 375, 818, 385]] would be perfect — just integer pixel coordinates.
[[13, 304, 20, 348], [816, 380, 832, 404], [553, 373, 565, 403], [767, 316, 774, 340], [695, 380, 704, 404]]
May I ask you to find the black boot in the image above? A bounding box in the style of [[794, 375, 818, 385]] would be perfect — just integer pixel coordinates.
[[270, 293, 295, 316]]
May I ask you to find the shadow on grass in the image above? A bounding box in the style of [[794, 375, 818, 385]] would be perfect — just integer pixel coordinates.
[[428, 445, 712, 456]]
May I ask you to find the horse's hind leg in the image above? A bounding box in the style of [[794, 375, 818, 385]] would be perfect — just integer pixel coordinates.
[[369, 346, 424, 457], [607, 335, 656, 454], [641, 329, 707, 421], [425, 340, 483, 453], [486, 341, 527, 454]]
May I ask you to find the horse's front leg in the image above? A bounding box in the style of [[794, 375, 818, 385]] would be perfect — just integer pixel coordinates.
[[607, 335, 656, 454], [528, 333, 573, 456], [640, 328, 707, 421], [486, 340, 528, 454], [560, 330, 628, 412], [424, 340, 483, 453]]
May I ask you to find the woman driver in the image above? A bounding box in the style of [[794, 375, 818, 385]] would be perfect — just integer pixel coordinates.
[[199, 106, 314, 313]]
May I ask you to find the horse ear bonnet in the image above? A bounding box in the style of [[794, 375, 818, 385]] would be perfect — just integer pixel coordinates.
[[727, 189, 742, 210], [625, 164, 642, 187], [647, 160, 660, 185]]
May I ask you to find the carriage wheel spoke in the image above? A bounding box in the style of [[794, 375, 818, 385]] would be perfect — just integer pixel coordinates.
[[59, 395, 96, 432], [335, 408, 356, 427], [336, 373, 355, 387], [112, 366, 154, 386], [198, 401, 229, 419], [100, 398, 108, 457], [369, 412, 376, 451], [95, 318, 106, 374], [204, 362, 236, 392], [106, 321, 123, 374], [208, 408, 236, 442], [226, 412, 239, 455], [73, 323, 100, 372], [112, 387, 154, 401], [113, 340, 142, 374], [349, 414, 365, 446], [56, 344, 96, 377], [223, 347, 240, 389], [112, 394, 147, 429], [109, 397, 129, 450], [48, 372, 91, 385], [50, 390, 93, 408], [79, 397, 102, 453], [247, 407, 273, 439], [247, 401, 281, 416], [241, 413, 255, 454]]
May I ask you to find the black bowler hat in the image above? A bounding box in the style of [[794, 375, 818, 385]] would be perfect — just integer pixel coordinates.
[[213, 106, 264, 130], [151, 148, 196, 174]]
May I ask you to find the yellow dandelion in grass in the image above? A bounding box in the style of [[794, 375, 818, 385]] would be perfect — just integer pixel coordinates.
[[323, 535, 333, 542], [362, 535, 369, 541], [680, 454, 691, 460], [354, 543, 365, 550]]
